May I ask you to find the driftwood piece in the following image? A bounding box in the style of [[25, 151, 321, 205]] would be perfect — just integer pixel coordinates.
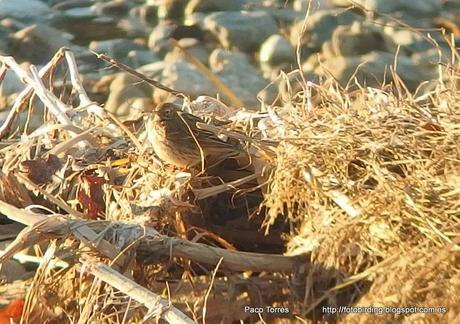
[[139, 236, 305, 273], [0, 200, 305, 273], [0, 200, 122, 264]]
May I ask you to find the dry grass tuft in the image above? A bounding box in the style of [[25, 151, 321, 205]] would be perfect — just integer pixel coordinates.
[[262, 52, 459, 320]]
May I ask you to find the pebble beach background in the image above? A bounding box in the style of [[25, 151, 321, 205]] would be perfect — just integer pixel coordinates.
[[0, 0, 457, 124]]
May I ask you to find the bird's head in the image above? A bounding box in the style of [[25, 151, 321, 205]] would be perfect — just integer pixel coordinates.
[[153, 103, 180, 122]]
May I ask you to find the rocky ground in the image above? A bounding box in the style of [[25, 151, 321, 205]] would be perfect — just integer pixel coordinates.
[[1, 0, 459, 124]]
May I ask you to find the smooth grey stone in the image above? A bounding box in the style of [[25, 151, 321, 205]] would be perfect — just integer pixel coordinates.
[[203, 11, 279, 52], [315, 51, 438, 91], [89, 39, 146, 59], [290, 9, 360, 55], [260, 34, 295, 65], [185, 0, 245, 14], [331, 0, 441, 17], [105, 73, 153, 117], [0, 0, 54, 21], [210, 49, 273, 107]]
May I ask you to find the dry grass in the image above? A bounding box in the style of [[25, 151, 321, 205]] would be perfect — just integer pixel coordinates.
[[262, 55, 459, 321], [0, 42, 459, 323]]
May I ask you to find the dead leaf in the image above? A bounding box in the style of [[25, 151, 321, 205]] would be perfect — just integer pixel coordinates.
[[19, 154, 63, 184], [77, 173, 105, 219]]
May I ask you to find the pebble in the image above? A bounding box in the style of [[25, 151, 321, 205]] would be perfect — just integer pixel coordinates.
[[294, 0, 330, 11], [129, 4, 158, 26], [0, 0, 54, 21], [332, 0, 441, 17], [264, 8, 305, 24], [259, 34, 295, 65], [62, 6, 97, 19], [210, 49, 273, 107], [0, 24, 12, 55], [125, 50, 160, 68], [157, 0, 188, 20], [315, 51, 437, 91], [0, 70, 25, 109], [148, 21, 204, 57], [329, 21, 394, 57], [105, 73, 153, 117], [0, 260, 28, 282], [185, 0, 245, 14], [164, 38, 211, 65], [155, 59, 216, 101], [89, 39, 146, 59], [290, 9, 360, 56], [91, 0, 133, 17], [10, 24, 74, 64], [203, 11, 278, 52]]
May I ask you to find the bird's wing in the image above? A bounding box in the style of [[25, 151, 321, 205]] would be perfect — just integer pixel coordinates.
[[177, 111, 240, 154]]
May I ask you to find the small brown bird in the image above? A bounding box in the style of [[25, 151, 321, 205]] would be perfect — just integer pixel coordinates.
[[148, 102, 245, 169]]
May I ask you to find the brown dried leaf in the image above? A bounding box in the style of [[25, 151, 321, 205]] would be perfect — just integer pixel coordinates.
[[19, 154, 63, 184], [77, 173, 105, 220]]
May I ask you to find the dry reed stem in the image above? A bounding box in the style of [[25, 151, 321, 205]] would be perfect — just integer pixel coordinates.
[[94, 52, 182, 96], [0, 48, 66, 138], [80, 256, 194, 323]]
